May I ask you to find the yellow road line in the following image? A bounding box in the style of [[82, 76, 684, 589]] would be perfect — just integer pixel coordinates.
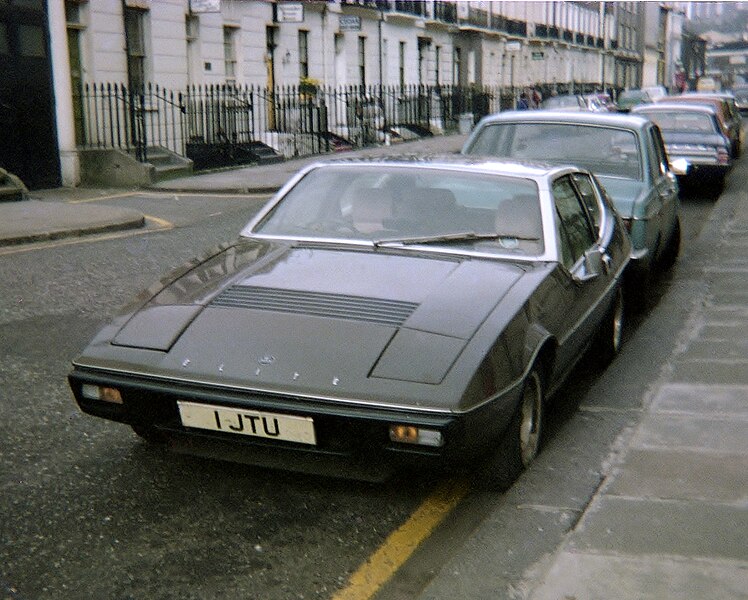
[[67, 192, 139, 204], [67, 191, 270, 204], [331, 477, 470, 600], [0, 214, 173, 256], [144, 214, 174, 229]]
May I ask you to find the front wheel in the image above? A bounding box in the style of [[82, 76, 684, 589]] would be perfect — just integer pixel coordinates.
[[478, 367, 544, 491], [591, 286, 625, 368]]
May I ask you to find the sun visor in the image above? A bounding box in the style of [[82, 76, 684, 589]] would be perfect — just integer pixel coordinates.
[[371, 328, 465, 384], [112, 305, 203, 351]]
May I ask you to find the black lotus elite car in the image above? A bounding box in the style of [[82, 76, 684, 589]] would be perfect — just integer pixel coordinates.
[[69, 156, 631, 488]]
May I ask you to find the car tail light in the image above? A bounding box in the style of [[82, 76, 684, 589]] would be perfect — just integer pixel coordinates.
[[717, 147, 729, 164], [81, 384, 123, 404], [389, 424, 444, 447]]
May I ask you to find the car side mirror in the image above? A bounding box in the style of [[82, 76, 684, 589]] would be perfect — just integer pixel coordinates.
[[575, 247, 604, 283], [670, 158, 690, 176]]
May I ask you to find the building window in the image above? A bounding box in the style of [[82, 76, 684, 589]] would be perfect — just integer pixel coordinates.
[[453, 46, 461, 85], [299, 30, 309, 80], [224, 26, 237, 83], [66, 0, 86, 144], [435, 45, 441, 85], [186, 14, 199, 86], [358, 36, 366, 86], [399, 41, 405, 87], [418, 37, 429, 85], [124, 7, 147, 90]]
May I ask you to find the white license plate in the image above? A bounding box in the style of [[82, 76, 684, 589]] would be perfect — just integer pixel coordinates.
[[177, 401, 316, 445]]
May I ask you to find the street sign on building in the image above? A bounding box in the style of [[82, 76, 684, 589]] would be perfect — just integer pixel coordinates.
[[275, 3, 304, 23], [339, 16, 361, 31], [189, 0, 220, 13]]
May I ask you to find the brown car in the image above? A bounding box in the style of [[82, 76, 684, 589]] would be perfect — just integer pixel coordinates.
[[658, 93, 744, 157]]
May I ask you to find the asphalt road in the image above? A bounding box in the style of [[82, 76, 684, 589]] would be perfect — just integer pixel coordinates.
[[0, 180, 721, 599]]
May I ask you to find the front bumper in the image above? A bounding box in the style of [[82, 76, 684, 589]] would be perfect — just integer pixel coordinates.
[[69, 367, 518, 481]]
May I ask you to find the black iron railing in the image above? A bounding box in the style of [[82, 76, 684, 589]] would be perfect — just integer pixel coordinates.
[[79, 82, 186, 162], [76, 82, 507, 168], [78, 80, 617, 170]]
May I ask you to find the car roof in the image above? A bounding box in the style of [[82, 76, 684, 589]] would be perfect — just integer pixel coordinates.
[[667, 93, 733, 103], [633, 102, 717, 114], [477, 110, 651, 131], [680, 91, 734, 97], [304, 154, 575, 181]]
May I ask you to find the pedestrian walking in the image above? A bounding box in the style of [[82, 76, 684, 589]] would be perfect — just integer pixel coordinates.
[[531, 88, 542, 108]]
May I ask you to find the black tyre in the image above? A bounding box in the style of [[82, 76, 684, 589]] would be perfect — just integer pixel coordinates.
[[660, 217, 681, 272], [591, 286, 625, 368], [478, 367, 544, 491], [624, 264, 651, 313]]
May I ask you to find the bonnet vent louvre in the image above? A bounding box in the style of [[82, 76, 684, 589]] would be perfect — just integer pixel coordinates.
[[211, 286, 418, 327]]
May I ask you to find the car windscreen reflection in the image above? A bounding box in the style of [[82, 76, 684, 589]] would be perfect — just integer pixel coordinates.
[[252, 165, 545, 256]]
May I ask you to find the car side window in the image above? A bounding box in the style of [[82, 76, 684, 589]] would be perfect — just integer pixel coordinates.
[[571, 173, 602, 233], [553, 176, 596, 269]]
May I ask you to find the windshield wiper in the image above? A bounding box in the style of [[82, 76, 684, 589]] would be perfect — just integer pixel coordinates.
[[373, 232, 538, 247]]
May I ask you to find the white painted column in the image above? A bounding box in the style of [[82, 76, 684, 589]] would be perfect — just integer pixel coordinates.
[[47, 0, 80, 187]]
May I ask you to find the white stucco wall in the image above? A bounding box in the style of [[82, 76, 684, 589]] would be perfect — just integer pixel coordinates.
[[71, 0, 640, 92]]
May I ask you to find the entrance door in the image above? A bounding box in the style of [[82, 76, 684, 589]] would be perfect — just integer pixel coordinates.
[[0, 1, 60, 189]]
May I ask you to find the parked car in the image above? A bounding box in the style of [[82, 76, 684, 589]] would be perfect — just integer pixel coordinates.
[[731, 85, 748, 114], [591, 92, 618, 112], [582, 94, 609, 112], [659, 93, 744, 157], [462, 111, 683, 298], [642, 86, 668, 102], [540, 94, 587, 111], [616, 89, 652, 112], [632, 102, 732, 188], [68, 157, 631, 489], [696, 77, 719, 92]]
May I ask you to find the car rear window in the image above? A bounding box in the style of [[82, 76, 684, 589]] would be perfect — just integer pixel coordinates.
[[465, 123, 642, 180], [641, 111, 718, 133]]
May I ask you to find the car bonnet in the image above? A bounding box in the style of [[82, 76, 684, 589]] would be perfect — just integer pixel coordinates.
[[81, 243, 532, 408]]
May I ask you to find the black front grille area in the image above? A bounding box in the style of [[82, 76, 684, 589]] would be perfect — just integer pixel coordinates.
[[210, 286, 418, 327]]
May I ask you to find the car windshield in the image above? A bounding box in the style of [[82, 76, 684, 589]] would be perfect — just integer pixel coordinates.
[[640, 111, 718, 133], [465, 123, 643, 180], [251, 165, 545, 256]]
